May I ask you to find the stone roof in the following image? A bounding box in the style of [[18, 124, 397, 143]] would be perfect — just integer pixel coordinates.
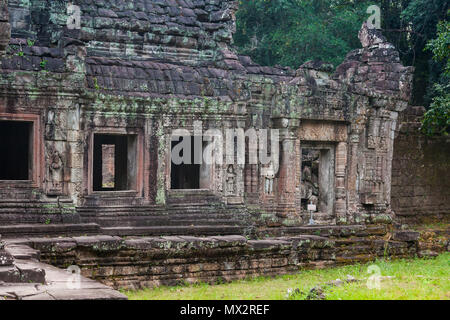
[[0, 1, 414, 115]]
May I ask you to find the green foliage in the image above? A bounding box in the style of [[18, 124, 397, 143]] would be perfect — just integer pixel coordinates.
[[426, 19, 450, 76], [40, 59, 48, 70], [421, 16, 450, 137], [399, 0, 449, 105], [234, 0, 449, 106], [421, 84, 450, 136], [93, 77, 100, 90], [234, 0, 372, 69]]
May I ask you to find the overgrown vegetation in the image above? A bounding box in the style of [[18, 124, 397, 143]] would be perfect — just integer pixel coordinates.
[[233, 0, 449, 108], [421, 18, 449, 136], [124, 253, 450, 300]]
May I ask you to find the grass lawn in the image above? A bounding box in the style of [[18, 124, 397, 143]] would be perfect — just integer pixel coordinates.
[[124, 253, 449, 300]]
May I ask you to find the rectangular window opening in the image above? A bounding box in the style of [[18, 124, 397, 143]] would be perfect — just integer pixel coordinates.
[[93, 134, 137, 192], [171, 136, 209, 190], [0, 121, 33, 181]]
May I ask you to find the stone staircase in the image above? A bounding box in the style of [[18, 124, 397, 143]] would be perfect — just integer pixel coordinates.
[[99, 190, 253, 237], [0, 199, 98, 239], [0, 199, 79, 225], [75, 190, 252, 237], [0, 191, 252, 239], [0, 235, 46, 284], [0, 223, 100, 239]]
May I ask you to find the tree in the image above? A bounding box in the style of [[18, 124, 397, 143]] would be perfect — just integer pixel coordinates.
[[233, 0, 372, 69], [397, 0, 449, 106], [233, 0, 449, 107], [421, 18, 449, 136]]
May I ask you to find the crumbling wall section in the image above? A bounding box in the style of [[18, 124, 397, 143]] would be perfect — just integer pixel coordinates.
[[392, 106, 450, 225]]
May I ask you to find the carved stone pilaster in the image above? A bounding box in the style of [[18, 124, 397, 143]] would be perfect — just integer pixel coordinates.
[[272, 117, 300, 218], [335, 142, 348, 224]]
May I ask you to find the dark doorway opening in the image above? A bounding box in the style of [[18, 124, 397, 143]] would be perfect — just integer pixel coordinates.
[[93, 134, 137, 192], [300, 146, 334, 215], [0, 121, 32, 180], [171, 136, 201, 190]]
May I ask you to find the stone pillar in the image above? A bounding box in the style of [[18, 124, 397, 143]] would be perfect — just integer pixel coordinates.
[[335, 142, 348, 224], [347, 133, 361, 224], [273, 118, 300, 218]]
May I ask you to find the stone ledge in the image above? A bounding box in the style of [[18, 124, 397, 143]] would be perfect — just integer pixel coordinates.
[[0, 226, 425, 291], [18, 234, 339, 253]]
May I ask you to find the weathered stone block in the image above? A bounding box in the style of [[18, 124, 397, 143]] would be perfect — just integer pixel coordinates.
[[393, 231, 420, 242]]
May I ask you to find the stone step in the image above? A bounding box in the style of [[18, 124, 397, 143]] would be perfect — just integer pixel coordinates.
[[80, 207, 237, 216], [167, 189, 217, 196], [12, 260, 46, 284], [167, 201, 224, 207], [0, 223, 100, 238], [77, 203, 251, 229], [166, 190, 222, 205], [77, 205, 164, 213], [167, 199, 222, 206], [0, 262, 45, 284], [0, 199, 74, 205], [5, 244, 40, 260], [101, 225, 247, 237], [0, 265, 22, 283], [278, 225, 368, 237], [169, 212, 247, 219], [0, 260, 127, 300], [91, 217, 247, 228], [0, 213, 81, 225]]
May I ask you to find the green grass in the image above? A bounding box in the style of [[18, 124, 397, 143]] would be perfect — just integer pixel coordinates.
[[124, 253, 450, 300]]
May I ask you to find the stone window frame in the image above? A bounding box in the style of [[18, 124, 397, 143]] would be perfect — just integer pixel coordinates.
[[165, 131, 217, 192], [86, 127, 144, 197], [0, 113, 43, 189]]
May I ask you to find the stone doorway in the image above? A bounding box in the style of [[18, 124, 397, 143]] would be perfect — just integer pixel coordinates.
[[300, 145, 335, 218]]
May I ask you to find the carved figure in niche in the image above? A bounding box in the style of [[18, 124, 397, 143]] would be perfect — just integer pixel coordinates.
[[45, 109, 67, 140], [46, 145, 64, 195], [45, 110, 56, 140], [301, 149, 320, 211], [226, 164, 236, 195], [264, 162, 275, 194]]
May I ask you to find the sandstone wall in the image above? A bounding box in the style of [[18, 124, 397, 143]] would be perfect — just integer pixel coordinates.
[[392, 106, 450, 225]]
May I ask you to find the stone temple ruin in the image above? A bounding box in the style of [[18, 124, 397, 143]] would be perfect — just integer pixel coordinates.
[[0, 0, 448, 298]]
